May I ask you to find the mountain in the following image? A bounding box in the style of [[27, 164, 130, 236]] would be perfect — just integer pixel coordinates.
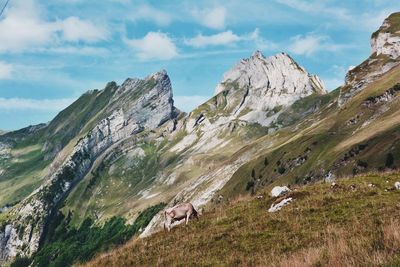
[[0, 70, 178, 262], [1, 11, 400, 267], [0, 49, 326, 263]]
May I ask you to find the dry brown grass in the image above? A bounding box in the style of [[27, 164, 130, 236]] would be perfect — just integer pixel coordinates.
[[82, 173, 400, 267]]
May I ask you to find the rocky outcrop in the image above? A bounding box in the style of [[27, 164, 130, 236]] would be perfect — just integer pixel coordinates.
[[339, 12, 400, 106], [0, 70, 177, 263], [213, 51, 326, 126], [371, 13, 400, 59]]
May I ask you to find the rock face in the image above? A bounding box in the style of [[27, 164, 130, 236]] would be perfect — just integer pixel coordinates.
[[213, 51, 326, 125], [339, 12, 400, 106], [371, 13, 400, 59], [141, 52, 328, 237], [0, 70, 177, 262]]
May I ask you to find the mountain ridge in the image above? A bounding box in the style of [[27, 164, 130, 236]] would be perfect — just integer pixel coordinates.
[[1, 11, 400, 266]]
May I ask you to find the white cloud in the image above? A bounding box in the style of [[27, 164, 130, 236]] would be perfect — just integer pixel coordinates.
[[131, 5, 172, 26], [0, 62, 13, 79], [0, 98, 75, 111], [288, 34, 328, 56], [0, 0, 108, 53], [193, 6, 226, 30], [125, 32, 178, 60], [39, 46, 109, 55], [276, 0, 351, 21], [174, 95, 209, 112], [249, 28, 278, 50], [60, 17, 109, 42], [185, 31, 241, 48], [184, 28, 278, 52], [288, 33, 352, 56]]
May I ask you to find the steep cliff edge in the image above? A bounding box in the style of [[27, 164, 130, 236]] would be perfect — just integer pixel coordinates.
[[339, 12, 400, 106]]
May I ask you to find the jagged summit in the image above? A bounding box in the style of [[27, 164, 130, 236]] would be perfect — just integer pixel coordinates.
[[215, 51, 326, 96], [211, 51, 326, 125]]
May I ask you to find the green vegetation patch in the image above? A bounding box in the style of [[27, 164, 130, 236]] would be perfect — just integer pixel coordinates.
[[25, 203, 166, 267]]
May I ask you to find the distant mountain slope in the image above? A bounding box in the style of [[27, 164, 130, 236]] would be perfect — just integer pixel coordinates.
[[221, 12, 400, 199], [0, 70, 178, 262]]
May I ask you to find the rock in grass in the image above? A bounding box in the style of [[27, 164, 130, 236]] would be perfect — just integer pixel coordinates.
[[395, 182, 400, 190], [271, 186, 291, 197], [268, 197, 293, 213]]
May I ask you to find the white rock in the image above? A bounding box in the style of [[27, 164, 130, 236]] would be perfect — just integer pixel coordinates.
[[271, 186, 291, 197], [395, 181, 400, 190], [371, 17, 400, 59], [213, 51, 327, 126], [268, 197, 293, 213]]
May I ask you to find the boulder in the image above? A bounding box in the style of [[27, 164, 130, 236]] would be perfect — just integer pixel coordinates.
[[271, 186, 291, 197], [268, 197, 293, 213], [395, 181, 400, 190]]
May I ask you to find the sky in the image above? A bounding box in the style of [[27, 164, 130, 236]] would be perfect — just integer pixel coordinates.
[[0, 0, 398, 130]]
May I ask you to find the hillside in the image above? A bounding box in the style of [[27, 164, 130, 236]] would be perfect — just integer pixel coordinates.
[[84, 172, 400, 266], [0, 10, 400, 267]]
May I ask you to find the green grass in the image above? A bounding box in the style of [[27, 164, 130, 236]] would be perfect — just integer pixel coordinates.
[[64, 142, 162, 226], [26, 203, 166, 267]]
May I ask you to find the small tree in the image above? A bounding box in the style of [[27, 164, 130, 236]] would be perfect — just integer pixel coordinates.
[[385, 153, 394, 168]]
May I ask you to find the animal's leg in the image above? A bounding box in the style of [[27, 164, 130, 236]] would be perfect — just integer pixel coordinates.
[[186, 212, 190, 225], [165, 216, 172, 232]]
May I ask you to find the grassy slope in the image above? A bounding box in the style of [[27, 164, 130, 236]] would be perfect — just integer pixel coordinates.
[[0, 83, 118, 208], [84, 172, 400, 267], [221, 64, 400, 199]]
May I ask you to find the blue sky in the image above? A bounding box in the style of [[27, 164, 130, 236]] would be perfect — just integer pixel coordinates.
[[0, 0, 398, 130]]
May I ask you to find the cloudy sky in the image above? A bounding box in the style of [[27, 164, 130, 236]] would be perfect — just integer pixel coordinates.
[[0, 0, 398, 130]]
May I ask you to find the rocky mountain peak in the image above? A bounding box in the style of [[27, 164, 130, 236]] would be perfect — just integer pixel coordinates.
[[251, 50, 264, 59], [215, 51, 326, 96], [209, 51, 326, 125], [371, 12, 400, 59]]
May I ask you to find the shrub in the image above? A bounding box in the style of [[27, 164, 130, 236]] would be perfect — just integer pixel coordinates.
[[11, 256, 32, 267], [31, 203, 166, 267], [386, 153, 394, 168], [246, 181, 255, 191]]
